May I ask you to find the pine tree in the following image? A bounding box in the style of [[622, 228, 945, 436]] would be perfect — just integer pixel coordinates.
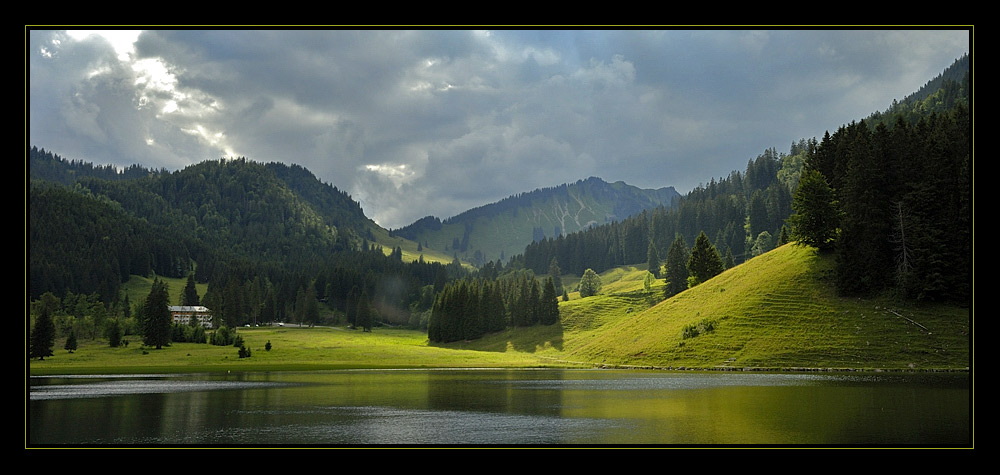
[[142, 278, 172, 349], [540, 277, 559, 325], [303, 285, 319, 327], [64, 330, 78, 353], [647, 242, 661, 278], [663, 235, 690, 298], [723, 247, 736, 269], [31, 305, 56, 360], [687, 231, 724, 287], [346, 285, 360, 327], [788, 169, 840, 250], [836, 121, 895, 295], [181, 272, 200, 306], [106, 318, 122, 347], [548, 257, 564, 295], [777, 225, 790, 246], [528, 279, 541, 325], [356, 290, 374, 332]]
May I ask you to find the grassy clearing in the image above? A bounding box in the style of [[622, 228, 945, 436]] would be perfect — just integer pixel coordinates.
[[123, 274, 209, 308], [31, 244, 969, 375], [28, 325, 568, 375], [368, 223, 468, 267]]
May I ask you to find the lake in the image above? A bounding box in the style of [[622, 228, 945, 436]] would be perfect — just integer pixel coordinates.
[[28, 369, 970, 446]]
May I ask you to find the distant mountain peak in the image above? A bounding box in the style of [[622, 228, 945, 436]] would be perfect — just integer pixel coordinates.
[[392, 177, 679, 265]]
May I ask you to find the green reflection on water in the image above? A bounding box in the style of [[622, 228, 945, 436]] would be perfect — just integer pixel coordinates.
[[29, 370, 969, 445]]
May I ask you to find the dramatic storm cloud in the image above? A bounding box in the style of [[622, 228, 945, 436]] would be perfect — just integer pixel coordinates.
[[28, 29, 970, 228]]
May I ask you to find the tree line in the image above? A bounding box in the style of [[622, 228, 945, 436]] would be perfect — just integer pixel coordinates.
[[428, 269, 559, 343], [513, 146, 797, 277], [790, 104, 969, 301]]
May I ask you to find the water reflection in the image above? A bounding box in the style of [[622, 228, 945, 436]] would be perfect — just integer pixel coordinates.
[[30, 377, 291, 400], [28, 369, 969, 446]]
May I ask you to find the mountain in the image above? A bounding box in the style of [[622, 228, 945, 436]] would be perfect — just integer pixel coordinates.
[[28, 151, 460, 313], [392, 177, 680, 266], [867, 54, 970, 127]]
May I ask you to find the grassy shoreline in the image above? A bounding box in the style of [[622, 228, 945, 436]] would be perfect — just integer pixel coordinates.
[[27, 326, 586, 376], [27, 324, 968, 376]]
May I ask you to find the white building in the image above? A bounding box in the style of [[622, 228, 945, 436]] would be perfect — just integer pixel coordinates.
[[168, 306, 213, 328]]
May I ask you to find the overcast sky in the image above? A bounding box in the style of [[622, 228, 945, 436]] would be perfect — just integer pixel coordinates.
[[28, 29, 970, 229]]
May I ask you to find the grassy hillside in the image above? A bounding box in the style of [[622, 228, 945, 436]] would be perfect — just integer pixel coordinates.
[[557, 244, 969, 370], [123, 274, 209, 309], [367, 222, 469, 267]]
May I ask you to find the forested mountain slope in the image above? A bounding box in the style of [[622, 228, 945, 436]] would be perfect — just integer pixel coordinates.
[[393, 177, 679, 266], [28, 152, 456, 326]]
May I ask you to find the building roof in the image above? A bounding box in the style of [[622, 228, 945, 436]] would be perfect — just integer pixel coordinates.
[[168, 306, 211, 312]]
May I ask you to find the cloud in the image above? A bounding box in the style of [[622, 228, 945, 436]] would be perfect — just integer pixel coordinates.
[[29, 29, 970, 229]]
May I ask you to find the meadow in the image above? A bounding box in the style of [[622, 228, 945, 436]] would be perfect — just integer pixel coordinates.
[[29, 244, 970, 375]]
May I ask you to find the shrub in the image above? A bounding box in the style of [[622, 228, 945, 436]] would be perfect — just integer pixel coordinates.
[[681, 318, 717, 339], [211, 326, 236, 346]]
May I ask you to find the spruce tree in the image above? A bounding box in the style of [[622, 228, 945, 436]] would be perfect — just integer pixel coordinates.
[[788, 170, 840, 250], [106, 318, 122, 347], [142, 278, 172, 349], [528, 279, 541, 325], [548, 257, 564, 295], [723, 247, 736, 269], [346, 285, 360, 328], [663, 235, 690, 298], [64, 330, 78, 353], [31, 305, 56, 360], [181, 272, 200, 306], [357, 290, 374, 332], [687, 231, 724, 287], [647, 242, 661, 278], [541, 277, 559, 325], [778, 225, 790, 246]]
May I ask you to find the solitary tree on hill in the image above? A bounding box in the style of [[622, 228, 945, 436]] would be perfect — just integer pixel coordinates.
[[579, 268, 602, 298], [788, 169, 840, 251]]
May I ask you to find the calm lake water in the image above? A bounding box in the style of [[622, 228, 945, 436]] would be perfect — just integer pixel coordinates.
[[28, 369, 970, 446]]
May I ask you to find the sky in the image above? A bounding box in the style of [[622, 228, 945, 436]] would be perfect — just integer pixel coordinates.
[[28, 29, 970, 229]]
